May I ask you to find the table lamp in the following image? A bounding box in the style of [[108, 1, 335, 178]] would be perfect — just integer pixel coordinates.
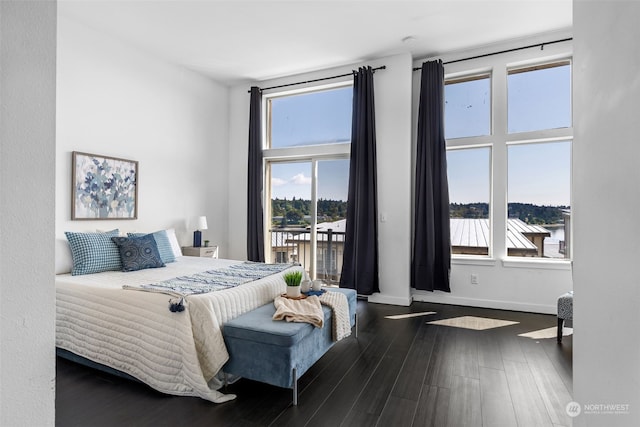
[[193, 216, 208, 247]]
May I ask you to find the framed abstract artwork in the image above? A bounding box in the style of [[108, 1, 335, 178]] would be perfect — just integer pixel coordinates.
[[72, 151, 138, 220]]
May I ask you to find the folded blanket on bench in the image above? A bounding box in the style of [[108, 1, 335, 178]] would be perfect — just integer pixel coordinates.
[[272, 290, 351, 341], [273, 295, 324, 328], [319, 290, 351, 341]]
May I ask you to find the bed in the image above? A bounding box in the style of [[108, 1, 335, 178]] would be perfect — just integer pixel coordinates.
[[55, 231, 301, 403]]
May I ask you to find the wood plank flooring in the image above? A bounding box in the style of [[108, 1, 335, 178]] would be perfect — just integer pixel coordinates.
[[56, 300, 572, 427]]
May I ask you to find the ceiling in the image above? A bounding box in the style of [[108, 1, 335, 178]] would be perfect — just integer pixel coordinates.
[[58, 0, 572, 86]]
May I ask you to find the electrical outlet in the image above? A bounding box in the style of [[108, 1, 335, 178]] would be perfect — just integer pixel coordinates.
[[471, 273, 479, 285]]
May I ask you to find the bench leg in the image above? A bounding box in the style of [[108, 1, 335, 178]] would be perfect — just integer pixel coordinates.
[[355, 313, 358, 339], [292, 367, 298, 406], [557, 318, 564, 343]]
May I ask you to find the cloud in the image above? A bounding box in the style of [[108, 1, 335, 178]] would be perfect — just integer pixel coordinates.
[[271, 177, 287, 186], [290, 173, 311, 185]]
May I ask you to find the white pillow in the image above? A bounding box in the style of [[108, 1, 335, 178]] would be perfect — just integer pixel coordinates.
[[55, 238, 73, 275], [165, 228, 183, 258]]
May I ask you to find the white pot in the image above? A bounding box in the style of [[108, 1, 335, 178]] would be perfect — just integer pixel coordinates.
[[286, 285, 301, 298]]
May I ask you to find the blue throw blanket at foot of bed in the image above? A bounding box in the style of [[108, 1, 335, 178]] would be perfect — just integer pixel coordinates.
[[123, 261, 296, 311]]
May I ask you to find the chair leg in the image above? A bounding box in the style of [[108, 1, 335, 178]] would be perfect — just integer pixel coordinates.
[[557, 318, 564, 343]]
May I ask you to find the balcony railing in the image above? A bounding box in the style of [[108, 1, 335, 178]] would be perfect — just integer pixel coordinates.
[[268, 227, 345, 285]]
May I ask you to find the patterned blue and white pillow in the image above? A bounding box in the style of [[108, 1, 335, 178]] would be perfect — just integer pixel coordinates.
[[127, 230, 176, 263], [111, 235, 165, 272], [65, 229, 121, 276]]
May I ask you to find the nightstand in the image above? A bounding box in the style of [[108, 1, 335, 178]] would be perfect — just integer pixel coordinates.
[[182, 246, 219, 258]]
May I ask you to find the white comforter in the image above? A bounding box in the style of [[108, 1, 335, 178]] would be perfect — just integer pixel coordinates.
[[55, 257, 300, 403]]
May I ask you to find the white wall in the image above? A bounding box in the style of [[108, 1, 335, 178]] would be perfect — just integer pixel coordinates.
[[56, 15, 229, 253], [228, 53, 414, 306], [573, 2, 640, 425], [0, 1, 57, 425], [227, 84, 250, 261], [368, 54, 413, 306]]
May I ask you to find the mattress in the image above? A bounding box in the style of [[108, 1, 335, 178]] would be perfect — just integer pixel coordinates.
[[55, 256, 300, 403]]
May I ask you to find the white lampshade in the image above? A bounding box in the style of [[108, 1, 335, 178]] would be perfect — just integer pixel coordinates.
[[197, 216, 208, 230]]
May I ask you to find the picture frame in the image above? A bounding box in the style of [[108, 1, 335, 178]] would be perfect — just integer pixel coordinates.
[[71, 151, 138, 220]]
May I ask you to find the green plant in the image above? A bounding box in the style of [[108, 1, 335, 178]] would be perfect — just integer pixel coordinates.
[[283, 271, 303, 287]]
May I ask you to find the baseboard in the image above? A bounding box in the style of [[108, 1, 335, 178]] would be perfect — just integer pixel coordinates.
[[367, 293, 413, 306], [411, 291, 556, 315], [361, 291, 557, 314]]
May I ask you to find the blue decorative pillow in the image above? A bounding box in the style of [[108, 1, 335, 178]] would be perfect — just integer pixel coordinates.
[[65, 230, 121, 276], [127, 230, 176, 263], [111, 235, 165, 272]]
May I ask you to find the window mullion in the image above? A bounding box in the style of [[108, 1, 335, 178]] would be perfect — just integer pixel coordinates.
[[309, 160, 318, 280], [263, 159, 272, 262], [492, 65, 508, 260]]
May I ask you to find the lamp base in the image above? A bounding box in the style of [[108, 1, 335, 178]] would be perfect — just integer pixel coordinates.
[[193, 230, 202, 247]]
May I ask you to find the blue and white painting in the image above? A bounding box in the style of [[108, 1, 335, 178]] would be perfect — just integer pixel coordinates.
[[72, 152, 138, 220]]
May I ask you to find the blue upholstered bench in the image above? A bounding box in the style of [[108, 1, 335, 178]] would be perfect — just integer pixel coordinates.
[[222, 287, 357, 405]]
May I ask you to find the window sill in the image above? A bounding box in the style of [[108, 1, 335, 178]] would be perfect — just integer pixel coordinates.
[[502, 257, 572, 270], [452, 256, 497, 267]]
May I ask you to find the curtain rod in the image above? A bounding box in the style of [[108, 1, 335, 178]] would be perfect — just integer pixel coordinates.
[[248, 65, 386, 93], [412, 37, 572, 71]]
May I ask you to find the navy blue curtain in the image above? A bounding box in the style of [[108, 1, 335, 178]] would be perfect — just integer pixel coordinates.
[[247, 86, 265, 262], [340, 67, 379, 295], [412, 60, 451, 292]]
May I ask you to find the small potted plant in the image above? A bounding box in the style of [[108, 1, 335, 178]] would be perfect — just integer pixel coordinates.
[[283, 271, 303, 298], [204, 240, 210, 247]]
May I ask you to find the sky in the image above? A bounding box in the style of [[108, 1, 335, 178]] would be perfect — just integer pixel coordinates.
[[270, 64, 571, 206], [270, 160, 349, 201]]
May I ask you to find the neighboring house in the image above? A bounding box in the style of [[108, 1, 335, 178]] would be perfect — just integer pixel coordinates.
[[269, 219, 346, 283]]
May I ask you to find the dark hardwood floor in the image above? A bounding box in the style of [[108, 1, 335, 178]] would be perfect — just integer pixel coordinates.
[[56, 300, 572, 427]]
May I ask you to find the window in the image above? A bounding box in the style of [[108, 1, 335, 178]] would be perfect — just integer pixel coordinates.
[[448, 147, 492, 256], [507, 141, 571, 258], [264, 83, 352, 281], [269, 162, 312, 227], [443, 50, 573, 261], [275, 251, 289, 263], [445, 75, 491, 139], [268, 86, 352, 148], [508, 62, 571, 133]]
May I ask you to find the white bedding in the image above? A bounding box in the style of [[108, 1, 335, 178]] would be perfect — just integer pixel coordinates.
[[55, 256, 300, 403]]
